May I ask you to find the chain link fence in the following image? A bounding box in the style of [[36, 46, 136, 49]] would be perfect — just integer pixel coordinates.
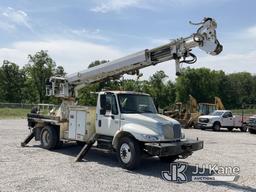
[[0, 103, 36, 109]]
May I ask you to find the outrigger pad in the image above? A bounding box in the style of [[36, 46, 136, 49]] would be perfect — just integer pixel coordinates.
[[75, 142, 94, 162], [21, 132, 35, 147]]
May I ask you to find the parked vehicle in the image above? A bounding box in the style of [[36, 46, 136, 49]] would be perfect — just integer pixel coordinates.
[[198, 110, 247, 132], [24, 91, 204, 170], [164, 95, 224, 128], [248, 115, 256, 134]]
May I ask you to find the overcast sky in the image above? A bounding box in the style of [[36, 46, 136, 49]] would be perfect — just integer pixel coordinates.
[[0, 0, 255, 81]]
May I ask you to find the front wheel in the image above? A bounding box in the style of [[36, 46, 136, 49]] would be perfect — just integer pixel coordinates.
[[213, 122, 221, 131], [240, 124, 247, 132], [249, 128, 256, 134], [116, 137, 141, 170]]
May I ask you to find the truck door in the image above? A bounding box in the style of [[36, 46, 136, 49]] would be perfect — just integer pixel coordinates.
[[96, 93, 120, 136], [222, 112, 234, 127]]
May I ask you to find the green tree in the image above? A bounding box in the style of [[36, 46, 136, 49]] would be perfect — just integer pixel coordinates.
[[121, 79, 137, 91], [147, 71, 174, 109], [0, 61, 26, 103], [55, 66, 66, 76], [25, 50, 56, 103], [225, 72, 255, 108], [88, 60, 109, 68], [176, 68, 221, 103]]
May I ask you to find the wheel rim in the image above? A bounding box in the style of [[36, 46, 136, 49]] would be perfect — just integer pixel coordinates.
[[42, 130, 50, 146], [120, 143, 131, 164]]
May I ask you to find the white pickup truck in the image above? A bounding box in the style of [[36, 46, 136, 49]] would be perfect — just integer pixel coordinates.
[[248, 115, 256, 134], [24, 91, 203, 170], [197, 110, 247, 132]]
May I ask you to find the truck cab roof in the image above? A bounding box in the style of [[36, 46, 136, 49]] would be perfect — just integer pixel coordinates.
[[100, 90, 150, 96], [213, 110, 231, 113]]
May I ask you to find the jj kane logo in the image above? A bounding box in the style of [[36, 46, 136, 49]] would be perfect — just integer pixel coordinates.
[[162, 163, 240, 182]]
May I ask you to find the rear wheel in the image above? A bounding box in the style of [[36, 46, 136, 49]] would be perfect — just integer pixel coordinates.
[[213, 122, 221, 131], [249, 128, 256, 134], [40, 126, 58, 150], [240, 124, 247, 132], [116, 137, 141, 170], [159, 156, 178, 163]]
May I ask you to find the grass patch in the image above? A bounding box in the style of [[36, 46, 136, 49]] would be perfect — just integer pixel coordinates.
[[0, 108, 30, 119], [231, 109, 256, 115]]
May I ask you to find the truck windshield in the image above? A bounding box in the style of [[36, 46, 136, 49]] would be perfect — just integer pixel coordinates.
[[211, 111, 224, 116], [117, 94, 157, 114]]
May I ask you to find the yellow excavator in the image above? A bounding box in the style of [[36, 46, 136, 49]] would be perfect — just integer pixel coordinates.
[[164, 95, 224, 128]]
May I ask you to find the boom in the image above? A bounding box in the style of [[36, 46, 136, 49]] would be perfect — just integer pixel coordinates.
[[46, 17, 222, 98]]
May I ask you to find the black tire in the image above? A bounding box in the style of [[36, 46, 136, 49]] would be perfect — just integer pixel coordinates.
[[228, 127, 233, 132], [213, 122, 221, 131], [40, 126, 58, 150], [240, 124, 247, 132], [249, 128, 256, 134], [159, 156, 178, 163], [116, 137, 141, 170], [190, 122, 195, 129], [56, 141, 63, 149]]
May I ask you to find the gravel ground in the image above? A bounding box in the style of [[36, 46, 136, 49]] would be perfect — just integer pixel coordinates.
[[0, 119, 256, 192]]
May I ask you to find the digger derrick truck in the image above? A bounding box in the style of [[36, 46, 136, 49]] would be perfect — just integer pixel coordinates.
[[21, 18, 222, 170]]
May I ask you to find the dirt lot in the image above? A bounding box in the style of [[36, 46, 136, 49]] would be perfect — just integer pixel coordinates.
[[0, 119, 255, 192]]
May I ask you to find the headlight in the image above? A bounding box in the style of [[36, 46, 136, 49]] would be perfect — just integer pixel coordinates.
[[142, 134, 159, 141], [199, 118, 209, 123]]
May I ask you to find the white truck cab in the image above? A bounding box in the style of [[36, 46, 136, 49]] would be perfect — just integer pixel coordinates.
[[96, 91, 181, 142], [198, 110, 247, 132]]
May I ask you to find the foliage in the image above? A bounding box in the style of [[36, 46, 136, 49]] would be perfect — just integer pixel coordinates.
[[175, 68, 256, 109], [25, 50, 57, 103], [176, 68, 223, 102], [55, 66, 66, 76], [147, 71, 176, 109], [88, 60, 109, 68], [0, 61, 26, 103]]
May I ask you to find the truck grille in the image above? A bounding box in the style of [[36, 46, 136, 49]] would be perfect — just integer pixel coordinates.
[[163, 124, 181, 140]]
